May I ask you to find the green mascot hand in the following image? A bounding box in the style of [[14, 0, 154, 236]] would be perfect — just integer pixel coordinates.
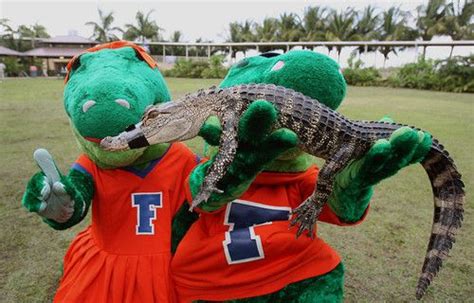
[[22, 149, 93, 229], [190, 100, 298, 211], [328, 125, 432, 223], [22, 149, 74, 222]]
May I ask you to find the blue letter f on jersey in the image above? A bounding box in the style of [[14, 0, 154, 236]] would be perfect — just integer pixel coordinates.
[[132, 192, 163, 235], [223, 200, 291, 264]]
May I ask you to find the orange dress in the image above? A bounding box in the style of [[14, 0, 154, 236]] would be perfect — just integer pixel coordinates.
[[54, 143, 198, 303], [172, 165, 368, 302]]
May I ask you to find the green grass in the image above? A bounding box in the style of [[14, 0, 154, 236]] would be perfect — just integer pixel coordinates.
[[0, 78, 472, 302]]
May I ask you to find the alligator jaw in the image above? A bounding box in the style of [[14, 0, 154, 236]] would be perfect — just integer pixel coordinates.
[[100, 135, 130, 151], [100, 122, 150, 151]]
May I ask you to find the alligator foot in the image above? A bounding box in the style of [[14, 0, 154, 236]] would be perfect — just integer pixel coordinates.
[[290, 199, 321, 238], [189, 185, 224, 211]]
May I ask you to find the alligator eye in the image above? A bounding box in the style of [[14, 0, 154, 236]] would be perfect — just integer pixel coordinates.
[[82, 100, 96, 113], [235, 58, 249, 68], [144, 105, 153, 112], [271, 60, 285, 72], [115, 99, 131, 109]]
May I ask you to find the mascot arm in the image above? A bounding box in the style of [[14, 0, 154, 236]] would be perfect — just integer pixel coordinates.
[[22, 150, 94, 230], [188, 100, 298, 212], [327, 124, 432, 223]]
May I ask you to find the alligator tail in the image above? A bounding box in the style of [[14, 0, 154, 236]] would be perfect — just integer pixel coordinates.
[[416, 139, 465, 299]]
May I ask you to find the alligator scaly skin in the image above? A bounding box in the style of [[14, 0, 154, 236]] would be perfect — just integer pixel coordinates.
[[102, 83, 465, 299]]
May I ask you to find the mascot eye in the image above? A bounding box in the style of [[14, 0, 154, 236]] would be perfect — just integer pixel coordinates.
[[271, 60, 285, 72], [133, 49, 146, 62], [70, 54, 83, 71], [115, 99, 131, 109], [235, 58, 249, 68], [82, 100, 96, 113], [259, 52, 280, 58]]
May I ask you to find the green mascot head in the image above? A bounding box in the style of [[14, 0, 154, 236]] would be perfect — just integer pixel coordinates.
[[64, 41, 171, 168], [221, 50, 346, 110]]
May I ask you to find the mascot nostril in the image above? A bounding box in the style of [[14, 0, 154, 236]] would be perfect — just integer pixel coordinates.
[[82, 100, 96, 113]]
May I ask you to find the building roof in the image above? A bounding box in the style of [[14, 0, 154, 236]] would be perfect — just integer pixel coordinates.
[[22, 47, 88, 58], [0, 46, 23, 56], [40, 35, 98, 45]]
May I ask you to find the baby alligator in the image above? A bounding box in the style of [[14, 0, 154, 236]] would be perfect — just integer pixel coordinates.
[[101, 83, 464, 299]]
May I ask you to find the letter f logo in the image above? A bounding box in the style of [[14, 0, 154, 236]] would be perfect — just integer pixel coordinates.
[[132, 192, 163, 235]]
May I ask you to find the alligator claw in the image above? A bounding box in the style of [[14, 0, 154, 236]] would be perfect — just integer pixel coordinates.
[[189, 185, 223, 211], [290, 200, 321, 238]]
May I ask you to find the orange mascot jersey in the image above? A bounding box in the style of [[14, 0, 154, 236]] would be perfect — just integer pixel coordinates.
[[54, 143, 197, 303], [172, 165, 368, 302]]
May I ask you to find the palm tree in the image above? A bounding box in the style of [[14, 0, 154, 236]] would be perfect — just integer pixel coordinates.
[[0, 18, 8, 27], [378, 7, 416, 67], [301, 6, 328, 42], [277, 13, 303, 42], [17, 23, 50, 49], [30, 23, 50, 38], [169, 30, 185, 56], [242, 20, 256, 42], [416, 0, 452, 40], [85, 9, 122, 42], [355, 6, 380, 54], [17, 23, 50, 39], [254, 17, 279, 52], [0, 19, 18, 49], [226, 20, 255, 57], [124, 10, 162, 44], [325, 8, 361, 62], [1, 20, 50, 51], [170, 30, 182, 43], [444, 0, 474, 40]]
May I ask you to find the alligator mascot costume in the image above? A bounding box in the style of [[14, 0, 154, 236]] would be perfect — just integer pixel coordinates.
[[170, 50, 432, 302], [21, 42, 430, 302], [20, 41, 303, 303]]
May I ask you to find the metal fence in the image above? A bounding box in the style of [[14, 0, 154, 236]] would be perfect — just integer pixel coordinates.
[[142, 40, 474, 63]]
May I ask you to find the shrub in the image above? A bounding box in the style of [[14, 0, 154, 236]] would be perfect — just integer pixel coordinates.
[[3, 57, 24, 76], [164, 55, 228, 79], [342, 55, 382, 87], [387, 59, 439, 90], [201, 55, 228, 79], [165, 59, 208, 78], [435, 55, 474, 93], [387, 56, 474, 93]]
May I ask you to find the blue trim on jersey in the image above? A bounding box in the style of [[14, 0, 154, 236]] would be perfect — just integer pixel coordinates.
[[121, 144, 172, 178], [71, 163, 92, 178], [195, 155, 201, 164]]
